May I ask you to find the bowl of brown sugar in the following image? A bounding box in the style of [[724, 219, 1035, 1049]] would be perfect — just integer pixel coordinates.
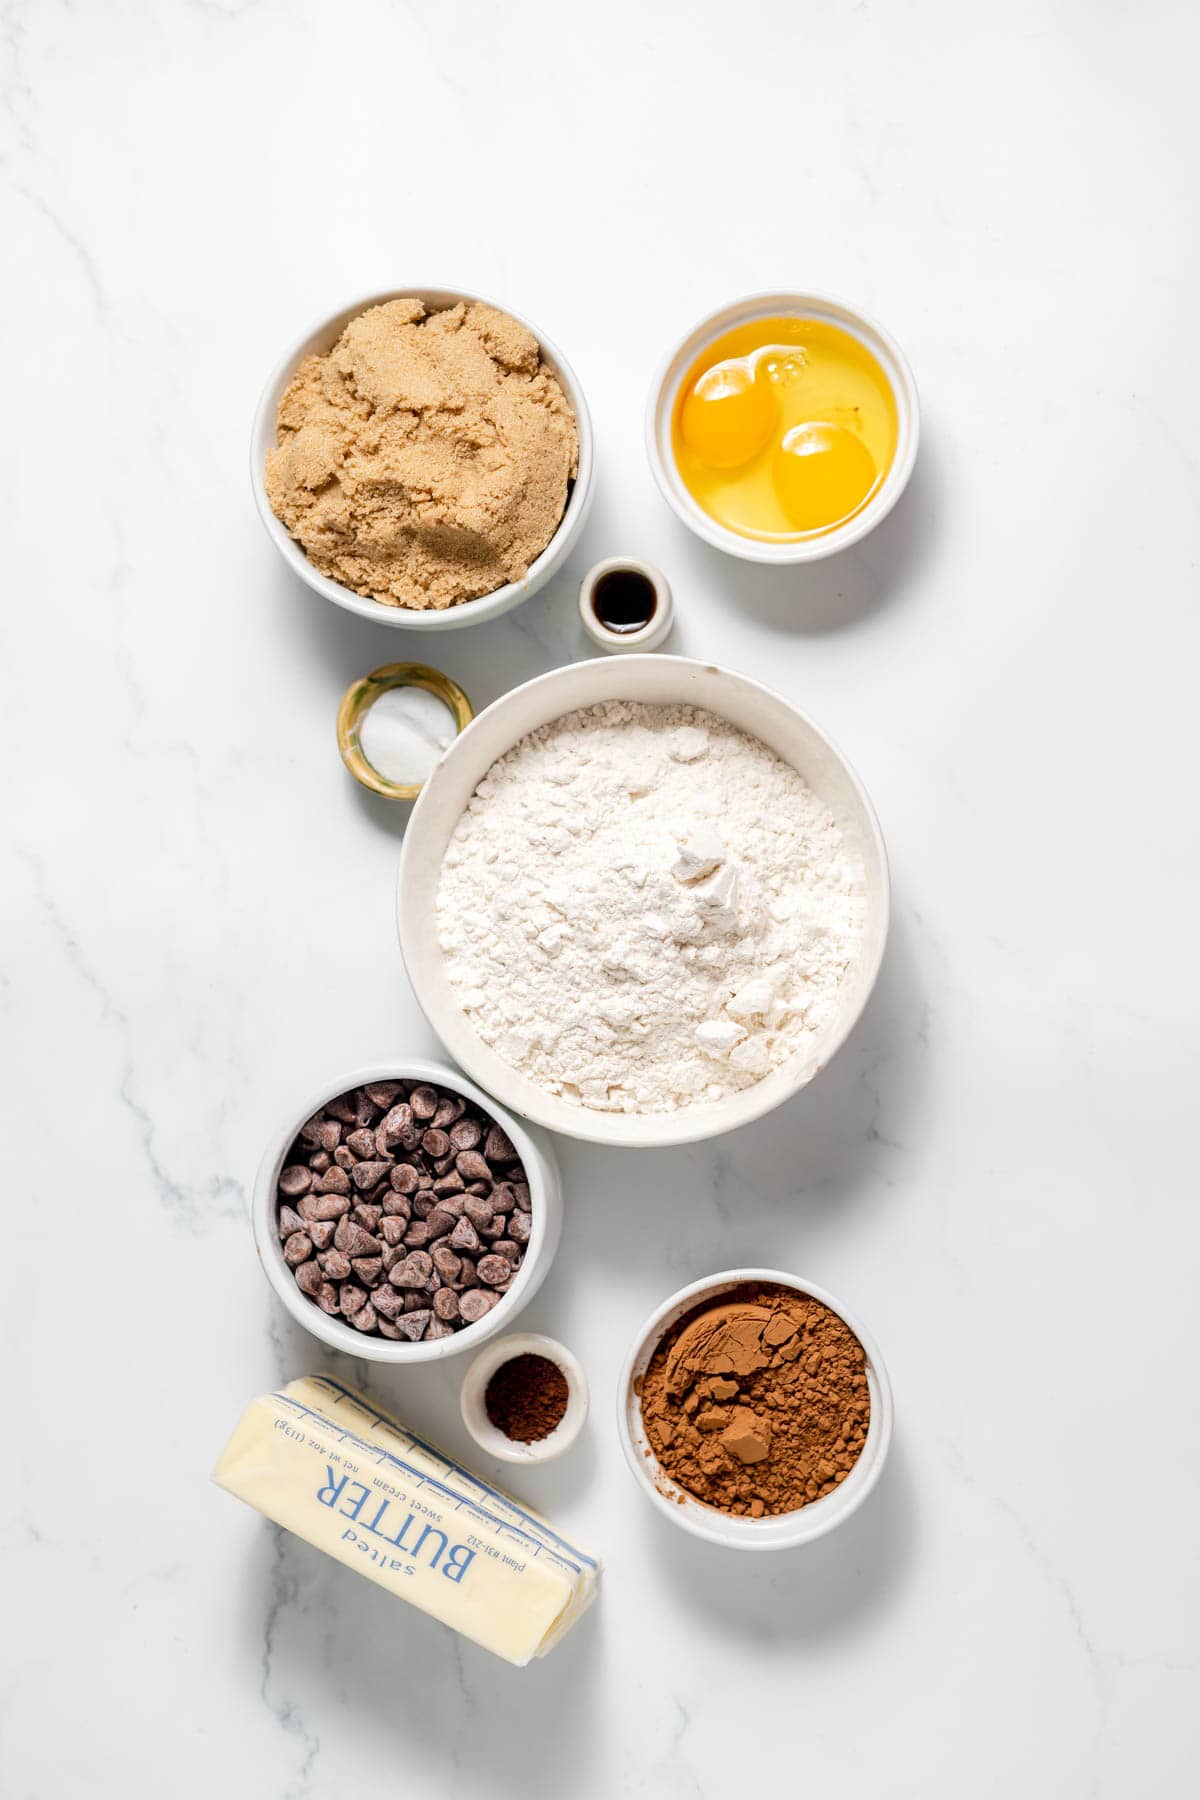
[[618, 1269, 893, 1549], [251, 288, 594, 630]]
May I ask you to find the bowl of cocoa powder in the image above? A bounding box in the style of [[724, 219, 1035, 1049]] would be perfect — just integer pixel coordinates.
[[252, 1061, 563, 1360], [618, 1269, 893, 1549], [251, 288, 594, 629]]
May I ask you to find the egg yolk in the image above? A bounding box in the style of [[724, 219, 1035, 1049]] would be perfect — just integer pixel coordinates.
[[679, 359, 777, 470], [771, 422, 877, 532]]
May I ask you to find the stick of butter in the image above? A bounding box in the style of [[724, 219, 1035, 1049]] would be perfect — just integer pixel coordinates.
[[213, 1374, 600, 1667]]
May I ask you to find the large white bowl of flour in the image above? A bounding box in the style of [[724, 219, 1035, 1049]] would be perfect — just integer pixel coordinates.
[[397, 657, 889, 1148]]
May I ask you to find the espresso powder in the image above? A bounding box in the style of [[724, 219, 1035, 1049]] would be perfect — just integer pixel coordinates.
[[638, 1283, 870, 1517], [485, 1353, 569, 1443]]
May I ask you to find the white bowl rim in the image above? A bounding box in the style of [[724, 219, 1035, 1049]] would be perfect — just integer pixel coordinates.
[[250, 285, 595, 630], [459, 1330, 590, 1465], [396, 653, 890, 1148], [645, 287, 920, 565], [251, 1058, 561, 1362], [617, 1267, 894, 1550]]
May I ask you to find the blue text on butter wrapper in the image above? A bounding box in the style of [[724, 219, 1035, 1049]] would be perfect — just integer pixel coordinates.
[[317, 1469, 475, 1581]]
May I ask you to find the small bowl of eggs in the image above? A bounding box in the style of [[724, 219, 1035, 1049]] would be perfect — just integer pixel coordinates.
[[646, 291, 919, 564]]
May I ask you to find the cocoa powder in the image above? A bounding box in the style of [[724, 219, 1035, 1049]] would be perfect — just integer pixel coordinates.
[[485, 1353, 568, 1443], [637, 1283, 870, 1517]]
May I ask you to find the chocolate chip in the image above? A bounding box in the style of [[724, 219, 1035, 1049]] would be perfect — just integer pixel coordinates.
[[282, 1232, 312, 1266], [378, 1103, 415, 1148], [352, 1256, 383, 1286], [278, 1166, 312, 1197], [389, 1162, 420, 1194], [433, 1288, 460, 1322], [431, 1245, 461, 1284], [460, 1289, 498, 1322], [278, 1205, 306, 1240], [320, 1250, 352, 1280], [493, 1240, 520, 1263], [364, 1081, 404, 1109], [426, 1317, 456, 1340], [513, 1184, 532, 1212], [432, 1171, 465, 1196], [422, 1128, 450, 1159], [449, 1217, 480, 1254], [396, 1309, 431, 1341], [372, 1284, 402, 1318], [410, 1086, 439, 1121], [315, 1282, 340, 1314], [346, 1128, 378, 1159], [318, 1120, 343, 1151], [379, 1216, 406, 1247], [351, 1160, 391, 1191], [334, 1219, 380, 1258], [449, 1119, 482, 1152], [389, 1251, 433, 1289], [333, 1145, 355, 1171], [353, 1091, 380, 1127], [315, 1167, 350, 1196], [295, 1259, 323, 1296], [351, 1303, 378, 1333], [425, 1207, 458, 1242], [431, 1098, 459, 1130], [484, 1124, 519, 1164], [308, 1219, 336, 1251], [382, 1192, 411, 1221], [477, 1254, 512, 1287], [312, 1193, 351, 1221], [326, 1093, 358, 1126], [464, 1195, 493, 1230], [340, 1284, 368, 1317], [456, 1150, 492, 1184], [508, 1210, 531, 1244], [307, 1150, 332, 1173]]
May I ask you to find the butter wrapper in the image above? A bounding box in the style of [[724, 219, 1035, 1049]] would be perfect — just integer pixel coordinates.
[[214, 1375, 599, 1666]]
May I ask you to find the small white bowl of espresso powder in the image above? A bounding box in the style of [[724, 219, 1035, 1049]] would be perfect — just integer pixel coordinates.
[[337, 663, 473, 801]]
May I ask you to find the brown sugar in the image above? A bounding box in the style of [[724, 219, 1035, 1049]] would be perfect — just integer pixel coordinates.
[[638, 1283, 871, 1517], [265, 298, 578, 610]]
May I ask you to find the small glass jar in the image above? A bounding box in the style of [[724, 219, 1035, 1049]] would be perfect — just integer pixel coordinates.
[[336, 662, 474, 800]]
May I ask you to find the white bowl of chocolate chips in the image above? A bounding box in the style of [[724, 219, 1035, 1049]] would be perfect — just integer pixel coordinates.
[[253, 1061, 563, 1361]]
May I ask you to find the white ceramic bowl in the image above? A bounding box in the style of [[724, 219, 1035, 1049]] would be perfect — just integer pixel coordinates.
[[396, 655, 889, 1149], [578, 556, 674, 653], [460, 1331, 589, 1465], [251, 1060, 562, 1362], [251, 287, 595, 630], [646, 289, 919, 564], [618, 1269, 893, 1550]]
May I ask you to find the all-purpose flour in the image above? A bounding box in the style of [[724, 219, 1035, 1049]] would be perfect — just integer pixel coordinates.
[[435, 701, 865, 1114]]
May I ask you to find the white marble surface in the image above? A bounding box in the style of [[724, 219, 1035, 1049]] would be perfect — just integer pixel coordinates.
[[5, 1, 1199, 1793]]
